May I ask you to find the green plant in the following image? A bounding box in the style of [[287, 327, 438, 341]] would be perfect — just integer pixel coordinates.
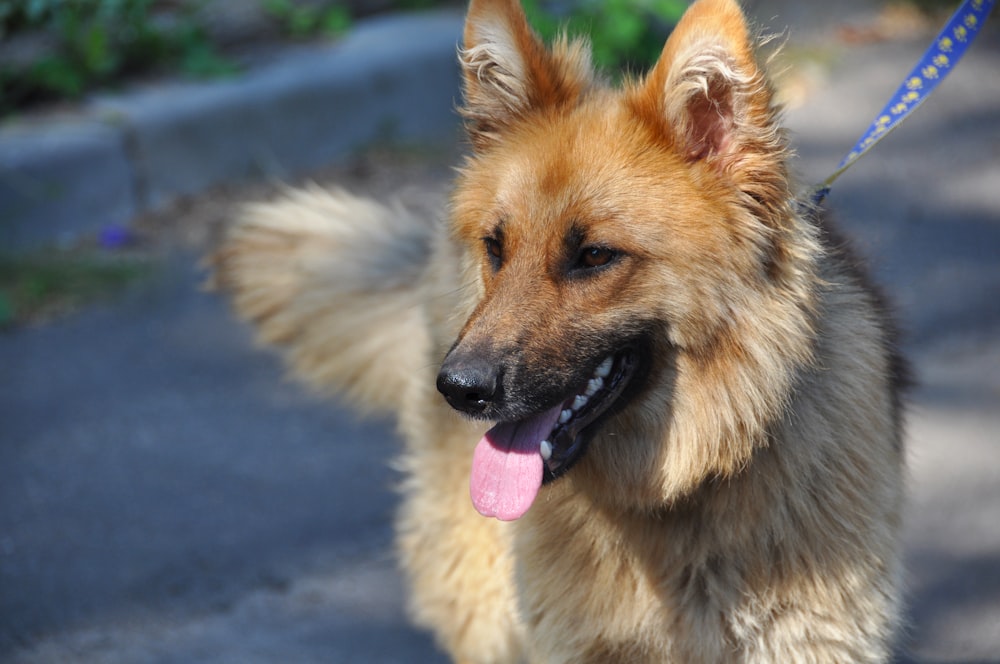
[[392, 0, 461, 8], [0, 249, 152, 328], [262, 0, 352, 39], [522, 0, 687, 73], [0, 0, 236, 113]]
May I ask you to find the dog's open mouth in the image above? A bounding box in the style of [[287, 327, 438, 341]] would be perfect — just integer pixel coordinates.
[[469, 351, 636, 521]]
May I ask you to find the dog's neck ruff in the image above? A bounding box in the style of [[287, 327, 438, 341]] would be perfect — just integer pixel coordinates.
[[804, 0, 994, 208]]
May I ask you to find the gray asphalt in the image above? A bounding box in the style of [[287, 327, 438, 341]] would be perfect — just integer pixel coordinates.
[[0, 256, 445, 662], [2, 4, 999, 663]]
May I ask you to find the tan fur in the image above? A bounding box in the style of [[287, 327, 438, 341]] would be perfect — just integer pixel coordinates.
[[211, 0, 905, 661]]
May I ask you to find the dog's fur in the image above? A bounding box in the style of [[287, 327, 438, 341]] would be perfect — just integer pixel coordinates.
[[211, 0, 906, 661]]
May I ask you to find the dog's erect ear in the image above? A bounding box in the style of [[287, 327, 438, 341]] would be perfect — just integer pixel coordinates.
[[460, 0, 593, 150], [634, 0, 789, 213]]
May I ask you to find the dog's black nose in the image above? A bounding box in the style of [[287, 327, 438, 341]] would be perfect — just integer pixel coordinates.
[[436, 359, 499, 416]]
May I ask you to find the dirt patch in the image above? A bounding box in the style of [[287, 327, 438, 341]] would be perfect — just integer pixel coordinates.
[[132, 143, 463, 255]]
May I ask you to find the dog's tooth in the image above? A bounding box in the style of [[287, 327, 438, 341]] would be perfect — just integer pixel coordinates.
[[559, 409, 573, 424], [585, 377, 603, 397], [572, 394, 588, 411], [539, 440, 553, 461], [595, 357, 613, 378]]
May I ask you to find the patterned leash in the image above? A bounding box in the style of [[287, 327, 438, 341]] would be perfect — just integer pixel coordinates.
[[807, 0, 996, 207]]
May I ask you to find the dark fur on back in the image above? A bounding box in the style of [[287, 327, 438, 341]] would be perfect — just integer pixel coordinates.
[[813, 208, 912, 436]]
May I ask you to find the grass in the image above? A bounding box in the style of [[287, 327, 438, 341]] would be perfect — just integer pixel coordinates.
[[0, 248, 153, 329]]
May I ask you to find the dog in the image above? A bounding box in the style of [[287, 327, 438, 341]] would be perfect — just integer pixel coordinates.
[[211, 0, 907, 660]]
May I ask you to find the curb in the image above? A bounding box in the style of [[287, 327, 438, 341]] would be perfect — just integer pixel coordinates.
[[0, 10, 465, 250]]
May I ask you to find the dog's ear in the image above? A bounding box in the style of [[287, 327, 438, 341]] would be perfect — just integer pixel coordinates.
[[460, 0, 593, 150], [634, 0, 789, 214]]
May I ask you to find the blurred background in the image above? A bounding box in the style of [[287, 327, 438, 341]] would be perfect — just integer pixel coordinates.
[[1, 1, 998, 662]]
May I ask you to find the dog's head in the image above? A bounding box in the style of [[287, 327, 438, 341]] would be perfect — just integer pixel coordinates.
[[439, 0, 820, 519]]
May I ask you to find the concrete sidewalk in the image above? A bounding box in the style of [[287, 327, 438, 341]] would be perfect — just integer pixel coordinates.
[[0, 10, 464, 249], [2, 2, 999, 663]]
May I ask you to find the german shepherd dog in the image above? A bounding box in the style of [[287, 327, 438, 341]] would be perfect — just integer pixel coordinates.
[[212, 0, 906, 660]]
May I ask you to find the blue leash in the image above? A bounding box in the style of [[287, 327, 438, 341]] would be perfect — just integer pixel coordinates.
[[807, 0, 996, 207]]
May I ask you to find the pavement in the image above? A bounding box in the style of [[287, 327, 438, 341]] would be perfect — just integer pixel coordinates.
[[2, 2, 999, 663]]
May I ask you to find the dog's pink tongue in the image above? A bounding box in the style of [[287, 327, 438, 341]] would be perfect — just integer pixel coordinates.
[[470, 406, 561, 521]]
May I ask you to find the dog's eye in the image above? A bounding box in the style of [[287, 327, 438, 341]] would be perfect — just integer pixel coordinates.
[[484, 237, 503, 268], [577, 246, 616, 270]]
